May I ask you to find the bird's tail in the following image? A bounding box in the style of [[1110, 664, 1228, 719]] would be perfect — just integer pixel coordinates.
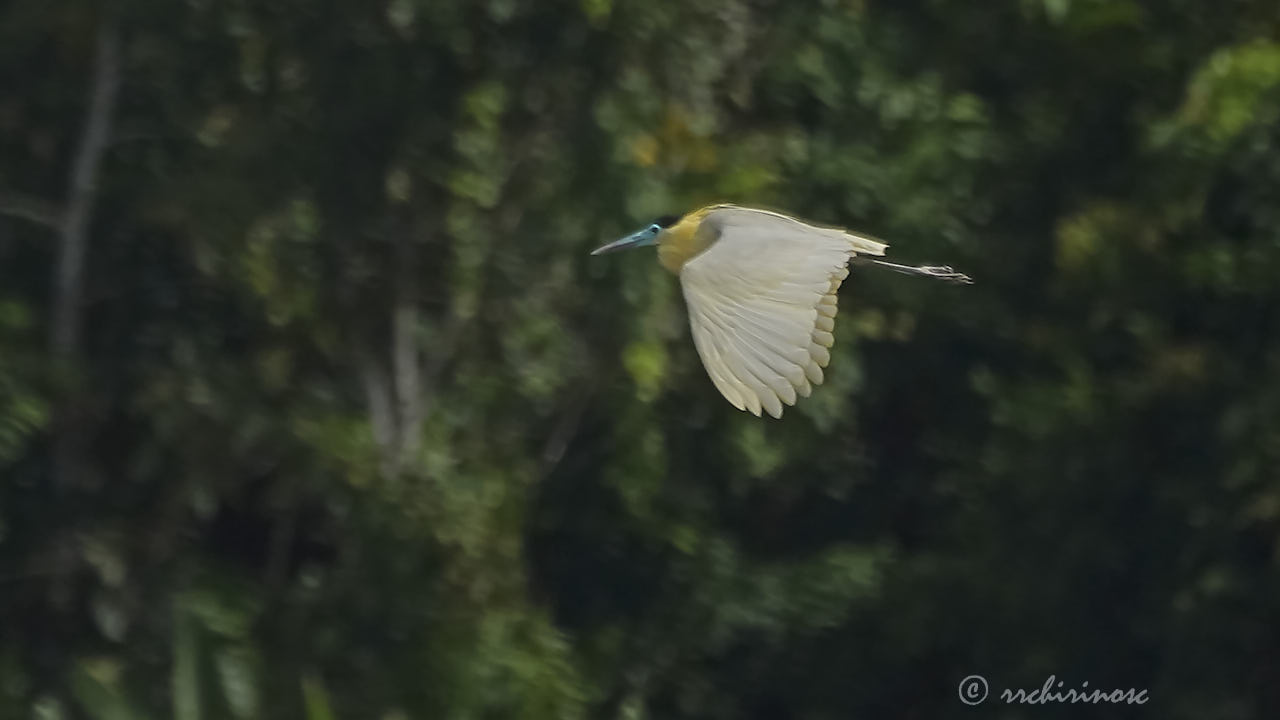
[[845, 232, 889, 257]]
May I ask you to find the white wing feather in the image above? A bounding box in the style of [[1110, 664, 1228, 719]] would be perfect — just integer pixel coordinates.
[[679, 207, 887, 418]]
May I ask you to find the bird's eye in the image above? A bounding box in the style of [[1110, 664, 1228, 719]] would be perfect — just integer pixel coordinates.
[[649, 224, 661, 233]]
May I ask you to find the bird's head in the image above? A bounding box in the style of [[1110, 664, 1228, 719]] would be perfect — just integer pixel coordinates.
[[590, 213, 683, 255]]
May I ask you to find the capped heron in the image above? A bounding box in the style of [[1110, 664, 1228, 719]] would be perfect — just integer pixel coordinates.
[[591, 204, 971, 418]]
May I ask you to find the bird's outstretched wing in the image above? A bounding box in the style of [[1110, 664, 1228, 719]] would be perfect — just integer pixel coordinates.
[[679, 206, 887, 418]]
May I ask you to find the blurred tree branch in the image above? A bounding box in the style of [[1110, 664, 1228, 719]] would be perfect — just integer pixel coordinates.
[[361, 309, 465, 481], [359, 231, 465, 482], [53, 22, 120, 359], [392, 220, 424, 469], [359, 346, 398, 480], [50, 21, 121, 493], [0, 192, 62, 228], [536, 378, 595, 484]]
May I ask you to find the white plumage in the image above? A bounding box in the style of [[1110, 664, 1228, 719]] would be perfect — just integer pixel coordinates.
[[679, 206, 887, 418], [591, 203, 969, 418]]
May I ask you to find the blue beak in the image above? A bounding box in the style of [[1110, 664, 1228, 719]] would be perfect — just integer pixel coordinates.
[[590, 225, 660, 255]]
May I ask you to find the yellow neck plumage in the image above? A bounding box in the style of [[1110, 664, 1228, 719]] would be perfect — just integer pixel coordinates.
[[657, 205, 718, 274]]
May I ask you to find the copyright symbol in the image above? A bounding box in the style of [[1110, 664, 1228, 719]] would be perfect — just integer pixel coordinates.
[[958, 675, 989, 705]]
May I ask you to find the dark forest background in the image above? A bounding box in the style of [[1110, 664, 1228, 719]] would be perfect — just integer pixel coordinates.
[[2, 1, 1279, 718]]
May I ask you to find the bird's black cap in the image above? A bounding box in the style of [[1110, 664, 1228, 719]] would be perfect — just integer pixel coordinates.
[[653, 214, 682, 228]]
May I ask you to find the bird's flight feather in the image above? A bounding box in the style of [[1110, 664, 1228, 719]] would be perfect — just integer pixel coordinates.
[[679, 205, 887, 418]]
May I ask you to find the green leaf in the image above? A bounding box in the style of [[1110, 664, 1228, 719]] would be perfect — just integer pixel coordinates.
[[172, 605, 201, 720], [302, 674, 337, 720]]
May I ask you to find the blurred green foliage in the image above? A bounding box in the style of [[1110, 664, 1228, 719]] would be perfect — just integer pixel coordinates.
[[2, 0, 1279, 718]]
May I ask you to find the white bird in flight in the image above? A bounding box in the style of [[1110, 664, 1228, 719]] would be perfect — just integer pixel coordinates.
[[592, 204, 971, 418]]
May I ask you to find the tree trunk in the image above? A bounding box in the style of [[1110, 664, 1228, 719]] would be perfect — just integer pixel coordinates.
[[50, 22, 121, 492], [53, 23, 120, 359]]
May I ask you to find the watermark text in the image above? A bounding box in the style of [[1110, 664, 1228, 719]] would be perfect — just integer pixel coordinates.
[[958, 674, 1148, 706]]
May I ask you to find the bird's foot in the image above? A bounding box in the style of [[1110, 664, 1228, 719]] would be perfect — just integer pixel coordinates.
[[919, 266, 974, 284]]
